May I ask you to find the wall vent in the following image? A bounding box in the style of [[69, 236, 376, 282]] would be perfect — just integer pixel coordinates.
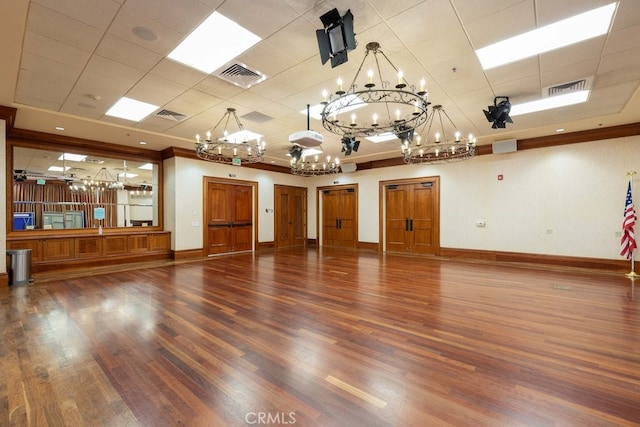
[[543, 77, 593, 97], [155, 109, 188, 122], [215, 61, 267, 89]]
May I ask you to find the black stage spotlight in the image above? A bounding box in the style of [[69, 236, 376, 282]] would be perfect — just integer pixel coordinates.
[[484, 96, 513, 129], [288, 145, 304, 162], [394, 125, 414, 143], [316, 8, 356, 68], [341, 136, 360, 156]]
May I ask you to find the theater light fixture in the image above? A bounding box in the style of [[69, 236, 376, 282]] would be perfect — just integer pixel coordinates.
[[316, 8, 356, 68], [195, 108, 265, 165], [341, 136, 360, 156], [401, 105, 476, 164], [484, 97, 513, 129]]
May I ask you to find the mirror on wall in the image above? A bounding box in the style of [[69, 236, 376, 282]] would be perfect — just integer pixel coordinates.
[[11, 146, 159, 231]]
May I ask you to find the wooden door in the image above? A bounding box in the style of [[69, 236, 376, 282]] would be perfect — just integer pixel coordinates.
[[321, 187, 357, 248], [207, 182, 232, 255], [410, 182, 436, 254], [275, 185, 307, 248], [231, 185, 253, 252], [385, 184, 410, 252], [384, 179, 438, 255], [206, 181, 253, 255]]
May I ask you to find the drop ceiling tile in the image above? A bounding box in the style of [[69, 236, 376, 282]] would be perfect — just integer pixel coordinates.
[[23, 31, 91, 69], [217, 0, 299, 40], [604, 23, 640, 56], [540, 39, 606, 73], [150, 59, 208, 87], [31, 0, 120, 30], [483, 57, 540, 87], [127, 73, 189, 106], [194, 75, 244, 99], [464, 1, 535, 49], [96, 33, 163, 72], [540, 59, 600, 88], [124, 0, 213, 34], [107, 5, 184, 55], [26, 3, 103, 52], [388, 0, 460, 46], [262, 17, 318, 63], [163, 89, 222, 118], [600, 46, 640, 73], [84, 55, 145, 86]]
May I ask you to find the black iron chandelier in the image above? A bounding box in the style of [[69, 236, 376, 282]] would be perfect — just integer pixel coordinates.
[[289, 145, 340, 176], [401, 105, 476, 164], [195, 108, 266, 165], [320, 42, 429, 143]]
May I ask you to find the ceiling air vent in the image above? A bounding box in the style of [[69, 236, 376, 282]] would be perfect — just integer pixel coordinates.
[[214, 61, 267, 89], [543, 76, 593, 97], [155, 109, 188, 122]]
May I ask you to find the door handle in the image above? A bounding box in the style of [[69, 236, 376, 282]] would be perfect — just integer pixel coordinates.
[[405, 218, 409, 231], [410, 219, 414, 231]]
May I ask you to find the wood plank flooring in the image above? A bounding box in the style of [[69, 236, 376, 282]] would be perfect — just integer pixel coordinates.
[[1, 248, 639, 426]]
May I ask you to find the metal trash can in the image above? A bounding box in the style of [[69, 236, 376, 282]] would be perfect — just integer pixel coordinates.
[[6, 249, 33, 285]]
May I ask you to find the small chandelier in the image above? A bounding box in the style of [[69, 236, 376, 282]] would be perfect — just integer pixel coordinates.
[[289, 145, 340, 176], [129, 183, 153, 199], [68, 167, 124, 192], [195, 107, 266, 164], [320, 42, 429, 143], [401, 105, 476, 164]]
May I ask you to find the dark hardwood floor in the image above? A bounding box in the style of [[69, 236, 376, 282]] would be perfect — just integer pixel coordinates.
[[1, 248, 639, 426]]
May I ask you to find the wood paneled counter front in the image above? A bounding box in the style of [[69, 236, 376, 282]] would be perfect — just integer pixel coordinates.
[[6, 230, 171, 273]]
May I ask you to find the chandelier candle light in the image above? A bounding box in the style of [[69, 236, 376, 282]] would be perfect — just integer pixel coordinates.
[[290, 152, 340, 176], [195, 108, 266, 164], [401, 105, 476, 164], [320, 42, 429, 140]]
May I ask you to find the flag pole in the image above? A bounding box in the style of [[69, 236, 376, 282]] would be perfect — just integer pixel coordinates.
[[625, 171, 638, 278]]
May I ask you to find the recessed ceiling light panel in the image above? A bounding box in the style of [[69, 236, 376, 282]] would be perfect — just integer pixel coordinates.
[[510, 90, 590, 116], [105, 97, 159, 122], [476, 2, 617, 70], [168, 11, 261, 74]]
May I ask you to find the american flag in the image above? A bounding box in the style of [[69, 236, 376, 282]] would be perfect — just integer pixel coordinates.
[[620, 181, 637, 260]]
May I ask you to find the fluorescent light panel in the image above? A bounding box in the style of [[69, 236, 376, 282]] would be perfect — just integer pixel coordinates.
[[106, 97, 159, 122], [476, 2, 617, 70], [366, 132, 398, 143], [58, 153, 87, 162], [48, 166, 70, 172], [138, 163, 154, 170], [168, 12, 261, 74], [510, 90, 590, 116]]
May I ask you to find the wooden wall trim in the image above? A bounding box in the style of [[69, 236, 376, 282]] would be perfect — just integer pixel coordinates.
[[439, 247, 628, 272], [0, 106, 17, 130], [356, 121, 640, 170], [162, 146, 291, 174], [8, 128, 162, 161], [172, 248, 205, 260], [0, 273, 8, 287]]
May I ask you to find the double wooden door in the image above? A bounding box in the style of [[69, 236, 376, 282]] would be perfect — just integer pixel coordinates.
[[385, 179, 439, 254], [206, 181, 253, 255], [274, 185, 307, 248], [321, 186, 357, 248]]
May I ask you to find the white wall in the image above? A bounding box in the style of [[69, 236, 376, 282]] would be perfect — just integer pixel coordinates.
[[311, 136, 639, 260], [157, 135, 637, 260], [164, 157, 312, 251]]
